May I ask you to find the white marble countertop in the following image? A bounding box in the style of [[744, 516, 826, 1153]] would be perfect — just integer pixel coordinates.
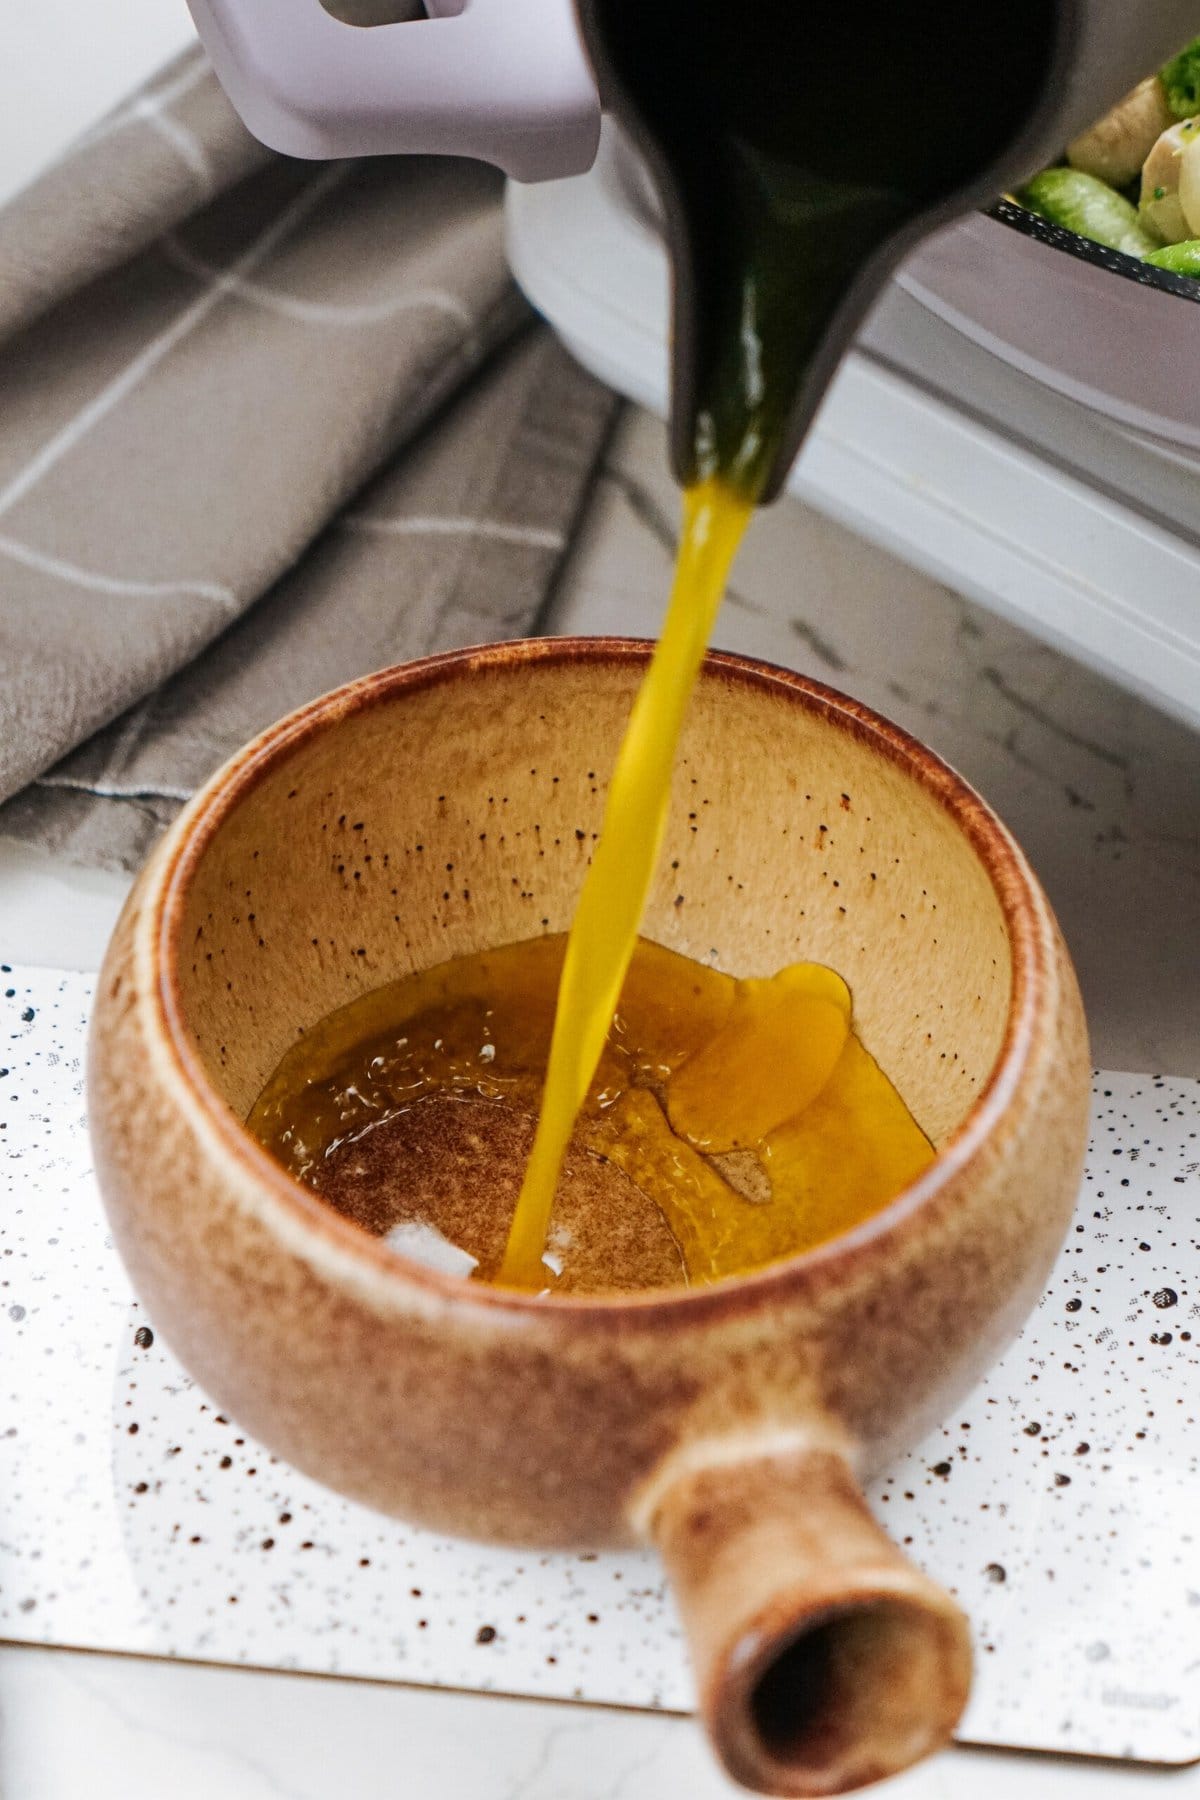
[[2, 6, 1198, 1796], [8, 1639, 1194, 1800]]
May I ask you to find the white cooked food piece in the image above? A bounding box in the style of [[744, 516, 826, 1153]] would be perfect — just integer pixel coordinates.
[[1067, 76, 1174, 188], [1140, 118, 1200, 243], [383, 1218, 479, 1277], [1178, 132, 1200, 239]]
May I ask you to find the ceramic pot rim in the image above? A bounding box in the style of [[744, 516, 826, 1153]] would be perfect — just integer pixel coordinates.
[[151, 637, 1047, 1324]]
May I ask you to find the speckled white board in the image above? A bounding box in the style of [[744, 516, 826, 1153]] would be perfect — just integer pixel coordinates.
[[1, 968, 1197, 1764]]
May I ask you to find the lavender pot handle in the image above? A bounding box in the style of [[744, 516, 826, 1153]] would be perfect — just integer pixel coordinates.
[[185, 0, 601, 181]]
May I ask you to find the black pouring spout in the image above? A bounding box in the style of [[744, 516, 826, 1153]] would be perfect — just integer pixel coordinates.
[[576, 0, 1199, 501]]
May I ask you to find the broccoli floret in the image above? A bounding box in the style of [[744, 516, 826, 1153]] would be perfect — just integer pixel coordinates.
[[1161, 37, 1200, 119]]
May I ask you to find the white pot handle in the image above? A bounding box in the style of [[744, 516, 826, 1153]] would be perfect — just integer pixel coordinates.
[[185, 0, 601, 182]]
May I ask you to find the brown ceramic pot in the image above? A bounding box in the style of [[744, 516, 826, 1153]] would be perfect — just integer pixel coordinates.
[[89, 640, 1090, 1797]]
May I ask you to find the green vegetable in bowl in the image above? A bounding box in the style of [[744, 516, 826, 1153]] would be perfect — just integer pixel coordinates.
[[1145, 237, 1200, 274], [1016, 167, 1159, 257], [1161, 36, 1200, 120], [1020, 36, 1200, 284]]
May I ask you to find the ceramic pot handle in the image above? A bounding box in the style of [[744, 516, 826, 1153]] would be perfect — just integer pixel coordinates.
[[184, 0, 601, 181], [643, 1445, 971, 1797]]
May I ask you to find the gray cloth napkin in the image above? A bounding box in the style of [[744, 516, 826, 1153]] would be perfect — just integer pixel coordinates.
[[0, 43, 617, 871]]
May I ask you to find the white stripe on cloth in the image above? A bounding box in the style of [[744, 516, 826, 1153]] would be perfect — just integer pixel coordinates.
[[137, 102, 213, 188], [77, 53, 212, 150], [0, 532, 238, 612], [0, 166, 347, 525], [161, 235, 477, 336], [35, 773, 194, 803], [341, 514, 566, 552]]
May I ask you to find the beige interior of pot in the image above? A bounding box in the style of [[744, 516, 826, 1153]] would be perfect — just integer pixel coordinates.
[[171, 655, 1013, 1154]]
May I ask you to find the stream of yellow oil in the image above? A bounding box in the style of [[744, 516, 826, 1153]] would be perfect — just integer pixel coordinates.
[[496, 478, 752, 1286]]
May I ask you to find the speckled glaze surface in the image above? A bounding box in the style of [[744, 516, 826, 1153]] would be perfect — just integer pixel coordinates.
[[89, 639, 1089, 1795]]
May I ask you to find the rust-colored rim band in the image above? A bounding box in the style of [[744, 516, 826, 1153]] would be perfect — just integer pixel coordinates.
[[153, 638, 1047, 1326]]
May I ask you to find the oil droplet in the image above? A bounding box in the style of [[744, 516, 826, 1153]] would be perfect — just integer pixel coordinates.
[[1152, 1287, 1178, 1308]]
